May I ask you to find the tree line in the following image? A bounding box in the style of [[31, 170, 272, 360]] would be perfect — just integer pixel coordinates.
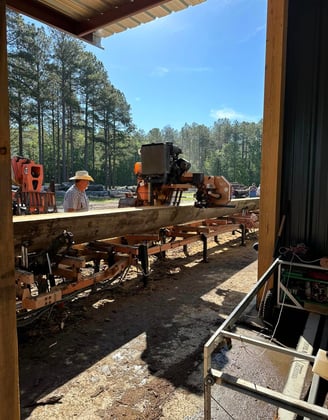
[[7, 11, 262, 189]]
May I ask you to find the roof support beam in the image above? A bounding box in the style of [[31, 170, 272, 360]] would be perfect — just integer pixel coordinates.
[[7, 0, 79, 35], [7, 0, 97, 44], [7, 0, 169, 41]]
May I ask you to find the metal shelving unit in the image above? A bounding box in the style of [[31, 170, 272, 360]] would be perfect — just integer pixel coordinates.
[[203, 258, 328, 420]]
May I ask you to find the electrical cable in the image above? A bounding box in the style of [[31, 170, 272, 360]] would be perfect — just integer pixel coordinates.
[[270, 254, 294, 341]]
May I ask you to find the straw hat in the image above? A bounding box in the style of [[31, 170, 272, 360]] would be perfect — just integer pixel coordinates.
[[69, 170, 94, 182]]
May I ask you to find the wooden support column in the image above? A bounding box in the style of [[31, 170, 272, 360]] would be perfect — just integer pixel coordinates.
[[0, 2, 20, 418], [258, 0, 288, 290]]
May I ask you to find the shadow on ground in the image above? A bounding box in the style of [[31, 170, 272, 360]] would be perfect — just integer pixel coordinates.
[[18, 235, 258, 418]]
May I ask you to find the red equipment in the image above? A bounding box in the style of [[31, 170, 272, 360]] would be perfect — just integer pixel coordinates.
[[11, 156, 56, 214]]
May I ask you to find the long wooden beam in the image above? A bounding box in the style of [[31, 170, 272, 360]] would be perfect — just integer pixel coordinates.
[[258, 0, 288, 279], [13, 198, 259, 255], [256, 0, 288, 308]]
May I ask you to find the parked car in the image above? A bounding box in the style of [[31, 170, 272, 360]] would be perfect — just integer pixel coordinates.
[[86, 184, 108, 197], [230, 182, 249, 198], [109, 186, 135, 198]]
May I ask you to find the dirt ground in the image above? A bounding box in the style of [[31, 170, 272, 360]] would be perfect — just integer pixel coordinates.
[[17, 227, 270, 420]]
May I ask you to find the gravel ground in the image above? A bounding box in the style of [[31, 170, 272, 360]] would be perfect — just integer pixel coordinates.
[[18, 226, 292, 420]]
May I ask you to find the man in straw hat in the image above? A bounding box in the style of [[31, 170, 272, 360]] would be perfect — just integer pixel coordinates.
[[63, 170, 94, 212]]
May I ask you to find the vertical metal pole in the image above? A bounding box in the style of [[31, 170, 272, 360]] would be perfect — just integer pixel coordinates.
[[204, 380, 212, 420], [138, 244, 149, 285], [240, 224, 246, 246], [0, 2, 20, 418], [159, 228, 166, 259], [201, 234, 208, 262]]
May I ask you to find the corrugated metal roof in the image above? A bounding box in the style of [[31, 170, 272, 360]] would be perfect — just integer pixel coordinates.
[[7, 0, 206, 46]]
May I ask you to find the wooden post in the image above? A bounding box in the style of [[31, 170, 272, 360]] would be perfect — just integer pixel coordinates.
[[258, 0, 288, 296], [0, 1, 20, 418]]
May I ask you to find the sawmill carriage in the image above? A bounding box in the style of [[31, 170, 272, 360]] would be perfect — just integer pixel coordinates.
[[14, 143, 259, 327], [15, 215, 259, 327]]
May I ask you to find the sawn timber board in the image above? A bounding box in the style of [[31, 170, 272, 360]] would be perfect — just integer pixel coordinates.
[[13, 198, 259, 255]]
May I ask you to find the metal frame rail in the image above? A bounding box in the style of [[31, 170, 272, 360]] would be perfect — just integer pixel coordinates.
[[16, 216, 252, 324], [203, 258, 328, 419]]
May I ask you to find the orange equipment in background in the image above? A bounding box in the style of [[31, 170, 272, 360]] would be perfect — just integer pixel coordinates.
[[11, 156, 43, 192], [120, 143, 231, 208], [11, 156, 56, 215]]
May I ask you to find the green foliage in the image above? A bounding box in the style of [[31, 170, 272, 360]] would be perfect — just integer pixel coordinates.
[[7, 12, 262, 189]]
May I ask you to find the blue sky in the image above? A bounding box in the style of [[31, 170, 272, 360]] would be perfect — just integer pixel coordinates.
[[87, 0, 267, 133]]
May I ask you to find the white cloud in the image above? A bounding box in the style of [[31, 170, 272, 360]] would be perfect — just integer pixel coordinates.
[[151, 65, 211, 77], [177, 66, 212, 73], [151, 66, 169, 77], [239, 24, 266, 43], [210, 107, 260, 122]]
